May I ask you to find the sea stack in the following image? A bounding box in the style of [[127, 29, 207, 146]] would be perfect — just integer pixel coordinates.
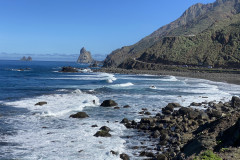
[[77, 47, 94, 63], [20, 56, 32, 61]]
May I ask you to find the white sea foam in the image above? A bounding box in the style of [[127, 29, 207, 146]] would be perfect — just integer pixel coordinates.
[[48, 72, 117, 83], [2, 89, 99, 117], [1, 90, 127, 160], [160, 76, 178, 81], [111, 82, 134, 87]]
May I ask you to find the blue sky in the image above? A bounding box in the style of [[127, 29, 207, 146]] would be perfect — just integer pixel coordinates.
[[0, 0, 215, 61]]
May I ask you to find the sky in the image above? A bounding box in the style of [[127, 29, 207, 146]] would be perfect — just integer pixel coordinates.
[[0, 0, 216, 61]]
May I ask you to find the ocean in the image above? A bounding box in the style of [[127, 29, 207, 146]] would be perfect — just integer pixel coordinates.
[[0, 60, 240, 160]]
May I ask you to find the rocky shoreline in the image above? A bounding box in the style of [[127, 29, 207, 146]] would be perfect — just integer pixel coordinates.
[[118, 96, 240, 160], [97, 68, 240, 85]]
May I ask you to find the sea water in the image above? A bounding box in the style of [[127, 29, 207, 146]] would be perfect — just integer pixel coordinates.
[[0, 60, 240, 160]]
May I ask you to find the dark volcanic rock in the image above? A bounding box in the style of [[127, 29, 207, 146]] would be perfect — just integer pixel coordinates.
[[61, 66, 78, 72], [94, 130, 111, 137], [35, 101, 47, 106], [100, 100, 118, 107], [156, 154, 168, 160], [100, 126, 111, 132], [216, 117, 240, 149], [123, 105, 130, 108], [69, 112, 89, 118], [232, 96, 240, 108], [120, 153, 130, 160], [120, 118, 129, 124]]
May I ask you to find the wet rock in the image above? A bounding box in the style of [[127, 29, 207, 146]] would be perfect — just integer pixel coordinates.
[[161, 133, 169, 141], [232, 96, 240, 108], [91, 124, 98, 127], [167, 103, 181, 108], [156, 154, 168, 160], [100, 100, 118, 107], [94, 130, 111, 137], [120, 153, 130, 160], [152, 130, 160, 138], [123, 105, 130, 108], [61, 66, 78, 72], [188, 110, 200, 119], [144, 111, 151, 115], [110, 150, 118, 155], [35, 101, 47, 106], [177, 107, 192, 116], [114, 107, 120, 109], [139, 151, 155, 157], [190, 102, 202, 106], [140, 117, 155, 124], [210, 110, 222, 118], [69, 112, 89, 118], [162, 109, 172, 115], [120, 118, 129, 124], [100, 126, 111, 132], [198, 112, 209, 120]]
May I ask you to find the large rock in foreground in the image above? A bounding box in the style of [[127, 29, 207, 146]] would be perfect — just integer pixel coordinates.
[[69, 112, 89, 118], [232, 96, 240, 108], [100, 100, 118, 107]]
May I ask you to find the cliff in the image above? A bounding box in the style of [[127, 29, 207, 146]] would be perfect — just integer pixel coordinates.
[[77, 47, 94, 63], [103, 0, 240, 68]]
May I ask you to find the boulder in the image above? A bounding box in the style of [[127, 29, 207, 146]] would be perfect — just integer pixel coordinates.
[[120, 153, 130, 160], [100, 100, 118, 107], [61, 66, 78, 72], [232, 96, 240, 108], [123, 105, 130, 108], [156, 154, 168, 160], [190, 102, 202, 106], [178, 107, 192, 116], [120, 118, 129, 124], [100, 126, 111, 132], [139, 151, 155, 157], [69, 112, 89, 118], [35, 101, 47, 106], [94, 130, 111, 137]]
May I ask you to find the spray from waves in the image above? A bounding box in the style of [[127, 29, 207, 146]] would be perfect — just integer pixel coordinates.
[[1, 89, 100, 117], [111, 82, 134, 87], [47, 72, 117, 84], [160, 76, 178, 81]]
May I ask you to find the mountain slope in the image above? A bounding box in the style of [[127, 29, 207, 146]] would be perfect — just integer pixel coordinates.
[[103, 0, 240, 68]]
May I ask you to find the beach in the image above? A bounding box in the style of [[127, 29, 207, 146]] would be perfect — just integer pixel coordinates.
[[99, 67, 240, 85]]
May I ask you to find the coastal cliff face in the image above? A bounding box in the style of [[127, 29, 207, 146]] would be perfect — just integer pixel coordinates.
[[103, 0, 240, 68], [77, 47, 94, 63]]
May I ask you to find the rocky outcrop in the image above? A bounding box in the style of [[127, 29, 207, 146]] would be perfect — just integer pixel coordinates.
[[69, 112, 89, 118], [94, 126, 112, 137], [35, 101, 47, 106], [61, 66, 78, 72], [20, 56, 32, 61], [77, 47, 94, 63], [121, 96, 240, 159], [100, 100, 118, 107]]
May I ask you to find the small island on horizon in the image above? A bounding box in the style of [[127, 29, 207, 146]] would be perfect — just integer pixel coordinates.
[[20, 56, 32, 61]]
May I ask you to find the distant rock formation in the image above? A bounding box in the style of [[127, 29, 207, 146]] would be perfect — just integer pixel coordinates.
[[20, 56, 32, 61], [77, 47, 94, 63]]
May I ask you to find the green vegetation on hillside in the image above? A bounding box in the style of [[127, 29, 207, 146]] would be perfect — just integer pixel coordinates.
[[104, 0, 240, 69]]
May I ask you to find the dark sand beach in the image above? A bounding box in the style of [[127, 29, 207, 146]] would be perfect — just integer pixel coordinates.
[[99, 68, 240, 85]]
